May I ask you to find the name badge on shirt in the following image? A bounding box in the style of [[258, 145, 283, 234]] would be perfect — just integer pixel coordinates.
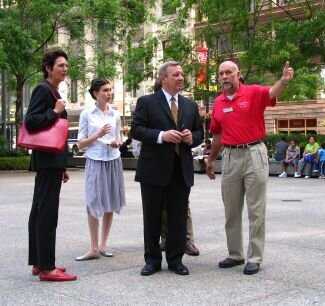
[[223, 107, 234, 113]]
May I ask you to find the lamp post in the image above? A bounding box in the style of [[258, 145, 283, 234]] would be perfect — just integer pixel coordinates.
[[196, 45, 209, 140]]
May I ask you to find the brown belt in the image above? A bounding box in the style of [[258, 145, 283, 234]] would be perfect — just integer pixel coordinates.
[[223, 140, 262, 149]]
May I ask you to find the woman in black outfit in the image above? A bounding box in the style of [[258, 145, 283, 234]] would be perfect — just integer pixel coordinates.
[[25, 50, 77, 281]]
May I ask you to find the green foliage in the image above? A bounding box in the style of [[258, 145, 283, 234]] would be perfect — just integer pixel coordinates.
[[162, 29, 192, 64], [0, 135, 29, 157], [96, 51, 118, 80], [280, 68, 321, 101], [0, 0, 155, 125], [0, 135, 8, 156], [124, 38, 158, 91], [0, 156, 30, 170], [0, 0, 83, 124], [68, 53, 87, 81], [162, 0, 181, 15], [163, 0, 325, 101]]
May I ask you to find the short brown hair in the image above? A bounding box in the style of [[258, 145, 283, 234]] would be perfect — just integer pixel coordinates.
[[42, 49, 68, 78]]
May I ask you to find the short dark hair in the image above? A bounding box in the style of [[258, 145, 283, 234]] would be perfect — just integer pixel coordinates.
[[321, 142, 325, 149], [307, 135, 317, 142], [42, 49, 68, 78], [89, 78, 110, 100]]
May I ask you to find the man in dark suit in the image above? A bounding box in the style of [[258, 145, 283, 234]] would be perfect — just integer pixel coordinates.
[[131, 61, 203, 276]]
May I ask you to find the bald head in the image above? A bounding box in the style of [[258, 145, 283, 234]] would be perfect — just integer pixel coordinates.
[[218, 61, 241, 95], [219, 61, 239, 73]]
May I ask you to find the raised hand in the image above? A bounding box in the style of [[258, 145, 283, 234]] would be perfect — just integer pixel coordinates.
[[281, 61, 294, 82]]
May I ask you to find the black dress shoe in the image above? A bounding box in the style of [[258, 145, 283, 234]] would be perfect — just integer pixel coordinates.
[[168, 263, 189, 275], [218, 257, 245, 268], [243, 262, 260, 275], [185, 241, 200, 256], [140, 263, 161, 276]]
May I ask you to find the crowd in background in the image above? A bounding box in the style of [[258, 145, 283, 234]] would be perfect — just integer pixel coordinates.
[[276, 135, 325, 178], [119, 134, 325, 179]]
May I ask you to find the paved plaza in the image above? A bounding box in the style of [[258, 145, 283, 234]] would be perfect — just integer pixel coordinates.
[[1, 169, 325, 305]]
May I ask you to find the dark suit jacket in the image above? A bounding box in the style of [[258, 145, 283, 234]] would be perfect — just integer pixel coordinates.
[[131, 89, 203, 187], [25, 81, 67, 171]]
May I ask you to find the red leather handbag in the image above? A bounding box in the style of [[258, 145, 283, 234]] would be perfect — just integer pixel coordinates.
[[18, 118, 69, 153]]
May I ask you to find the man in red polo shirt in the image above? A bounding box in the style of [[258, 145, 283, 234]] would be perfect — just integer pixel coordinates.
[[206, 60, 294, 275]]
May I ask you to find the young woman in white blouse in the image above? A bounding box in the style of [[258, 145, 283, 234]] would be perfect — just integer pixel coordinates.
[[76, 79, 126, 261]]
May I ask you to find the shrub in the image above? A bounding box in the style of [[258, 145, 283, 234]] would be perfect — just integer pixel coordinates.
[[0, 135, 8, 156], [0, 156, 30, 170]]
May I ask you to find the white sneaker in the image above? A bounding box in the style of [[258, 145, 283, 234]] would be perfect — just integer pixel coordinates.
[[278, 172, 287, 178], [304, 176, 310, 179], [294, 173, 301, 178]]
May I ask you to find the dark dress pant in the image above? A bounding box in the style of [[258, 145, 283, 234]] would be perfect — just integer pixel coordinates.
[[140, 156, 190, 267], [28, 169, 63, 270]]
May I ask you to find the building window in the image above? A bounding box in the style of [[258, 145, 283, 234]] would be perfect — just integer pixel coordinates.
[[70, 80, 78, 103], [218, 35, 231, 54], [276, 118, 317, 135]]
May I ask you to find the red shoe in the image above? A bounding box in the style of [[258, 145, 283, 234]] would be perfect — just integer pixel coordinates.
[[32, 266, 66, 276], [39, 269, 77, 282]]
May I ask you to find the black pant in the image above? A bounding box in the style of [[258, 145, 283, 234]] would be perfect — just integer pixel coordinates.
[[140, 157, 190, 267], [28, 169, 63, 270]]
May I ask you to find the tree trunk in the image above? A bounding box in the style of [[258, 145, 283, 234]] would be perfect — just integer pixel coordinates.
[[15, 75, 25, 147], [1, 71, 7, 138]]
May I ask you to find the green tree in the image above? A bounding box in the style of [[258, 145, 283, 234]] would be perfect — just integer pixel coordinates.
[[162, 0, 325, 101], [0, 0, 155, 133], [0, 0, 86, 129]]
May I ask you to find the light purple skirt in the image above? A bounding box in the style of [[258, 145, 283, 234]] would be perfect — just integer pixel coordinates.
[[85, 158, 126, 218]]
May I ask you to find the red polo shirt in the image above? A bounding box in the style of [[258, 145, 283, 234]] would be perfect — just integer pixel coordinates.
[[210, 84, 276, 145]]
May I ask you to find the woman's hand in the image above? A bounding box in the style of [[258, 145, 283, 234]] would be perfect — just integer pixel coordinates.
[[62, 171, 69, 183], [110, 140, 122, 148], [96, 124, 111, 138], [53, 99, 66, 114]]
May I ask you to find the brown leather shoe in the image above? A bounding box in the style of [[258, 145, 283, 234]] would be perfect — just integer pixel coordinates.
[[185, 241, 200, 256]]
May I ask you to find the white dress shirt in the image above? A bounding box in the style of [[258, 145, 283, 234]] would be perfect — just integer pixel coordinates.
[[78, 104, 121, 161], [157, 89, 179, 143]]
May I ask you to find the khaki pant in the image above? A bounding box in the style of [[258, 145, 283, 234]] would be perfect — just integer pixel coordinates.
[[161, 207, 194, 243], [221, 143, 268, 264]]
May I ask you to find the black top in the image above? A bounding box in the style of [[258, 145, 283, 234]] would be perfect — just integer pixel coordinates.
[[131, 89, 204, 187], [25, 81, 68, 171]]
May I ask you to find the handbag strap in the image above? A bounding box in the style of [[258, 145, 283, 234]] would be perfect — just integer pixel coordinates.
[[42, 80, 66, 118], [43, 80, 62, 101]]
